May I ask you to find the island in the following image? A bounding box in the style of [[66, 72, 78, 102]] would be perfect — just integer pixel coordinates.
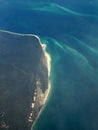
[[0, 30, 51, 130]]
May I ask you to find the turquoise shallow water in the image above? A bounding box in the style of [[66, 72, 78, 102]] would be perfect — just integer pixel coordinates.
[[0, 0, 98, 130]]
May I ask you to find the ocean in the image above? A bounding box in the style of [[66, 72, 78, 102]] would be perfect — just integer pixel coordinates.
[[0, 0, 98, 130]]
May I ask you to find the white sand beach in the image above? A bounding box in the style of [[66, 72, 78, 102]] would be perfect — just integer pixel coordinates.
[[31, 43, 51, 130]]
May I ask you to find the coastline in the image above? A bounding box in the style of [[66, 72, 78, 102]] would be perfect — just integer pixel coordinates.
[[31, 43, 51, 130], [0, 30, 51, 130]]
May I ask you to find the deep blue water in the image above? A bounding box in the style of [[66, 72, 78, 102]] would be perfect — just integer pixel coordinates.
[[1, 0, 98, 130]]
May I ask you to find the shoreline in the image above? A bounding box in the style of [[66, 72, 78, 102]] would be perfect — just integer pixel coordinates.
[[0, 30, 51, 130], [31, 44, 51, 130]]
